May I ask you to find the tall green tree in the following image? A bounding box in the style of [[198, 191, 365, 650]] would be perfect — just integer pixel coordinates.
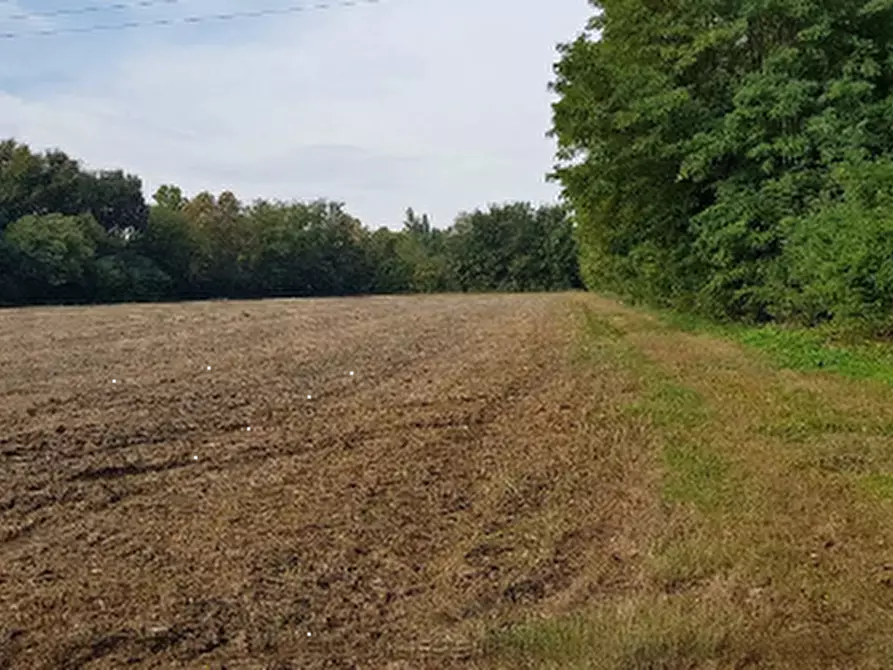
[[0, 141, 83, 230], [181, 190, 251, 297], [551, 0, 893, 324], [246, 199, 320, 296], [138, 204, 202, 296], [0, 140, 148, 234], [451, 203, 579, 292], [398, 208, 455, 292], [245, 199, 374, 297], [303, 201, 374, 295], [153, 184, 187, 212], [0, 237, 23, 304], [366, 227, 414, 294], [4, 213, 104, 302], [82, 170, 149, 233]]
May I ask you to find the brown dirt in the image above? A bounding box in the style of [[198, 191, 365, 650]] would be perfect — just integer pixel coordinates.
[[0, 294, 656, 669]]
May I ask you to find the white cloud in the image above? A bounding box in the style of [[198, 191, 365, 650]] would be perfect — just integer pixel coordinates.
[[0, 0, 592, 228]]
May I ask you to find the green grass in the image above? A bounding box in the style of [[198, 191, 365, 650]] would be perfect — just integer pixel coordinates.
[[662, 439, 730, 511], [625, 381, 732, 513], [580, 308, 624, 342], [659, 310, 893, 385], [582, 306, 733, 514], [858, 473, 893, 501], [486, 594, 741, 670], [627, 382, 707, 429], [648, 530, 734, 590]]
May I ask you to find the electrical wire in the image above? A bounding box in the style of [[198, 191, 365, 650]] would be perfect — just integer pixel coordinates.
[[4, 0, 183, 22], [0, 0, 380, 39]]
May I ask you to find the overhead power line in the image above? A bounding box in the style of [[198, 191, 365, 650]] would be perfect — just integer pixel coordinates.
[[0, 0, 380, 40], [4, 0, 183, 21]]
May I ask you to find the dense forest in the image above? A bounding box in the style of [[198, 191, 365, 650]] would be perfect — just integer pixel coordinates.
[[551, 0, 893, 334], [0, 139, 581, 306]]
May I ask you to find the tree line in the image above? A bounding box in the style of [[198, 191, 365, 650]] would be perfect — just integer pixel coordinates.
[[0, 139, 581, 306], [552, 0, 893, 334]]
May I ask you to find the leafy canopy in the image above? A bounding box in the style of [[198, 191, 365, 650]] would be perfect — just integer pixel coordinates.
[[552, 0, 893, 328]]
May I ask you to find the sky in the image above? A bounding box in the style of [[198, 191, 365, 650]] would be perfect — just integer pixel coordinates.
[[0, 0, 593, 229]]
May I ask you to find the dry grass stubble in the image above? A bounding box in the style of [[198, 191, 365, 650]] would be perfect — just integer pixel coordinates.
[[489, 295, 893, 669]]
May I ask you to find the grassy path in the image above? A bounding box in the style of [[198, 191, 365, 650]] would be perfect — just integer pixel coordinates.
[[486, 295, 893, 669]]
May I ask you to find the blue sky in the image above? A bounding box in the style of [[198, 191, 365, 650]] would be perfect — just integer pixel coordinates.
[[0, 0, 592, 228]]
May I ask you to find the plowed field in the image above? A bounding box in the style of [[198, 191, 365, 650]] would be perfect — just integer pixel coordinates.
[[0, 294, 649, 669]]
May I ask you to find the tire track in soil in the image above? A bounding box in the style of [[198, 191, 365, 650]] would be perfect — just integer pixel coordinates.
[[0, 294, 657, 669]]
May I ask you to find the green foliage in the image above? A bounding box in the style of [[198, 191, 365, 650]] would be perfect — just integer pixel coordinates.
[[182, 190, 251, 297], [366, 227, 414, 294], [0, 139, 582, 307], [779, 160, 893, 329], [153, 184, 186, 212], [4, 213, 103, 301], [138, 205, 203, 295], [452, 203, 581, 292], [397, 208, 457, 293], [552, 0, 893, 329], [0, 141, 84, 230], [83, 170, 149, 233], [247, 199, 375, 297], [93, 253, 172, 303], [0, 237, 23, 304], [245, 199, 320, 297], [0, 139, 148, 233]]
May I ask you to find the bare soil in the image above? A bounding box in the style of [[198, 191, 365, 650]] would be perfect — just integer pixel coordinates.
[[0, 294, 652, 669]]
